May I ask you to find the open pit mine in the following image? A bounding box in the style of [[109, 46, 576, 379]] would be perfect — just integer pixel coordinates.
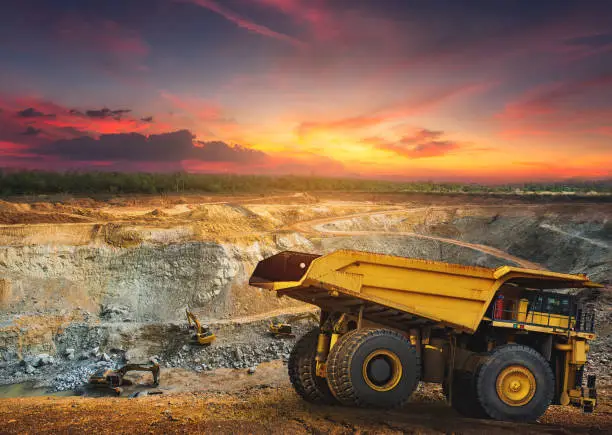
[[0, 192, 610, 433]]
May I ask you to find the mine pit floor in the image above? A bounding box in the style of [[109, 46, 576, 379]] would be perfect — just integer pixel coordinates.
[[1, 361, 610, 434]]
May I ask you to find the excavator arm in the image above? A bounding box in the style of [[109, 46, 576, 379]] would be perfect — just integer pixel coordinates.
[[286, 310, 320, 323], [185, 309, 216, 345], [117, 363, 160, 386], [186, 309, 201, 331]]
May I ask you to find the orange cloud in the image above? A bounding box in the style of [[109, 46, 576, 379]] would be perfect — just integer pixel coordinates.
[[160, 91, 229, 123], [364, 129, 463, 159], [497, 75, 612, 140], [43, 116, 150, 136], [296, 83, 490, 137], [595, 126, 612, 136], [159, 91, 238, 140], [499, 74, 612, 120], [0, 140, 29, 152], [0, 96, 166, 141]]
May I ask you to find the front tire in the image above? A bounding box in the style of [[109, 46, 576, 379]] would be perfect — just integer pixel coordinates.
[[476, 344, 554, 422], [327, 328, 420, 408], [288, 329, 337, 405]]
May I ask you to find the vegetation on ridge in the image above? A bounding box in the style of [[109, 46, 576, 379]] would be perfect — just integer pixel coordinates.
[[0, 170, 610, 196]]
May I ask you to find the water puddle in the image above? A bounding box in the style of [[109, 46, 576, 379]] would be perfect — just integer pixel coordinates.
[[0, 382, 165, 399], [0, 382, 76, 398]]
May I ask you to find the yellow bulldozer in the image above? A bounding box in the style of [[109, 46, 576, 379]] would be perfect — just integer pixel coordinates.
[[249, 250, 601, 422], [268, 312, 318, 337], [186, 309, 216, 345], [269, 319, 294, 337]]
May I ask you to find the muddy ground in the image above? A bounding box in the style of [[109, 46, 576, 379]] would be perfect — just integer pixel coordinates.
[[1, 361, 611, 434]]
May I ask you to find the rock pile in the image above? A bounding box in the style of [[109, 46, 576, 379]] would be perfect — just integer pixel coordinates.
[[165, 340, 295, 372]]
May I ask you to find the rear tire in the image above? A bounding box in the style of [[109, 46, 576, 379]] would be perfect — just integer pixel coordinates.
[[288, 329, 337, 405], [445, 370, 488, 419], [476, 344, 554, 422], [327, 328, 420, 408]]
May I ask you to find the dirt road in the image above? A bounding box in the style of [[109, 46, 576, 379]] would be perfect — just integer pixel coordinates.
[[292, 207, 545, 269], [1, 372, 609, 434]]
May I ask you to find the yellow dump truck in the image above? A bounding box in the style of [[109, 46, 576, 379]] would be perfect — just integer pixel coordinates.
[[249, 250, 601, 422]]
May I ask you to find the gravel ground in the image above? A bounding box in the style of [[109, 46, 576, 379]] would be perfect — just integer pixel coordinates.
[[0, 316, 315, 393], [0, 376, 610, 434]]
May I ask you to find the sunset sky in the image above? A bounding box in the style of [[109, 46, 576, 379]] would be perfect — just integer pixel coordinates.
[[1, 0, 611, 183]]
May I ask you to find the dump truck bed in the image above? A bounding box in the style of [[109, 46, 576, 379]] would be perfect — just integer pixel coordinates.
[[250, 250, 601, 333]]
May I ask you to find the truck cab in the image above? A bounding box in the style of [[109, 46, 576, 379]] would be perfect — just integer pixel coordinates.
[[490, 287, 596, 333]]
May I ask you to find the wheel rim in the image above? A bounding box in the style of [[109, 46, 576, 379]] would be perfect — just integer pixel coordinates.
[[362, 349, 402, 392], [496, 365, 536, 406]]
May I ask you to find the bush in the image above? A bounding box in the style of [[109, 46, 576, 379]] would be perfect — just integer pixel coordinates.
[[0, 169, 610, 196]]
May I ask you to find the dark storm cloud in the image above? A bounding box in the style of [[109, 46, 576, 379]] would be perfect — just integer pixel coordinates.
[[195, 140, 268, 163], [83, 108, 132, 119], [36, 130, 269, 163], [22, 126, 42, 136], [16, 107, 55, 118]]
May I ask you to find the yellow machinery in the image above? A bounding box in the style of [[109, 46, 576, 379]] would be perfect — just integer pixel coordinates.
[[250, 250, 602, 421], [269, 311, 320, 337], [186, 309, 216, 345], [88, 362, 160, 395], [269, 320, 294, 337]]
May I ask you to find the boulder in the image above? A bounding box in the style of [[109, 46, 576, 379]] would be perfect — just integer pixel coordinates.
[[34, 354, 55, 367], [64, 348, 76, 360]]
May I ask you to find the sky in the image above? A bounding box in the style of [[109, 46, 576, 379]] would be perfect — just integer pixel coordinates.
[[1, 0, 611, 183]]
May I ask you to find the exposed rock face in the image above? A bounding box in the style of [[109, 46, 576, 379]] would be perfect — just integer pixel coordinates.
[[0, 227, 314, 364], [320, 235, 509, 269], [447, 216, 611, 283], [0, 242, 239, 322], [0, 199, 609, 393]]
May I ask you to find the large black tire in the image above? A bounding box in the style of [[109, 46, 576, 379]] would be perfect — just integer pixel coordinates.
[[444, 370, 488, 419], [327, 328, 420, 408], [476, 344, 554, 422], [288, 329, 337, 405]]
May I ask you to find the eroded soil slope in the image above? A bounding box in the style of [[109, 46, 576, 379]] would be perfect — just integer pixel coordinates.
[[0, 192, 609, 403]]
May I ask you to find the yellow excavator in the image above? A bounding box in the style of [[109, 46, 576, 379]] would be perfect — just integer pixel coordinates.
[[186, 309, 216, 345], [88, 362, 160, 395]]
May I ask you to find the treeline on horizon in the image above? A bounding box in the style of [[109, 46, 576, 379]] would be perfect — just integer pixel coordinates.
[[0, 170, 610, 196]]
